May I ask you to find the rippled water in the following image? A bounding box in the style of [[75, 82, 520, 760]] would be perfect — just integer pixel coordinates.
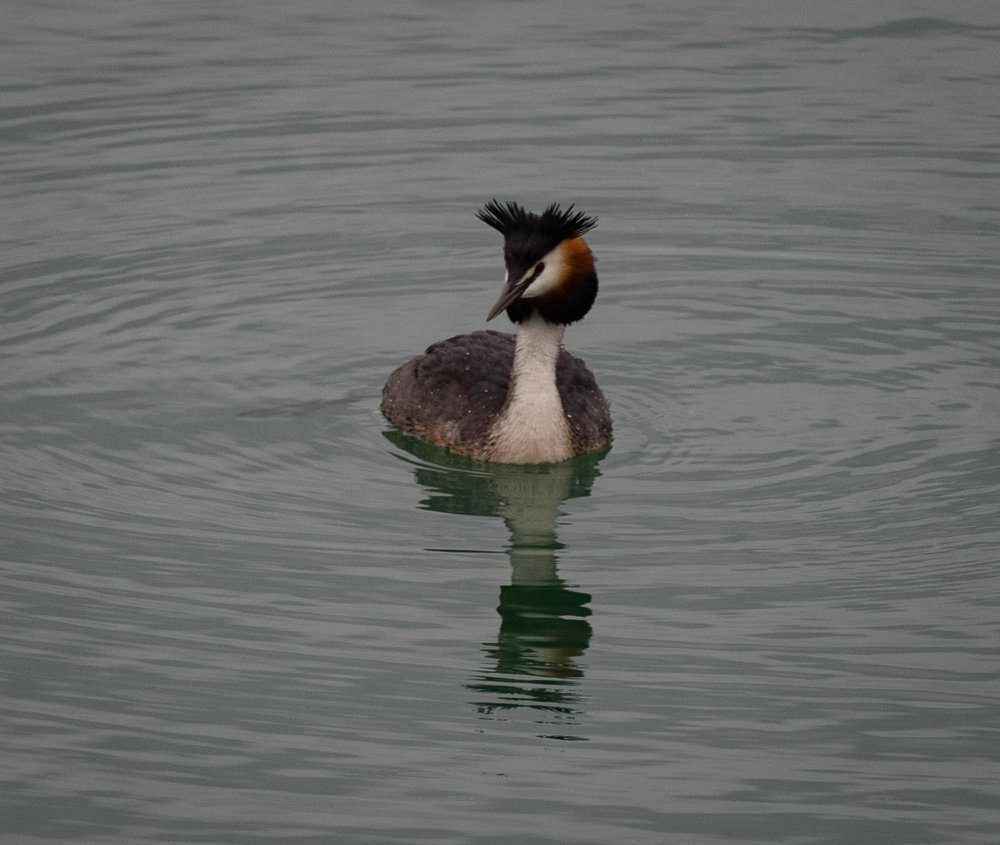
[[3, 2, 999, 843]]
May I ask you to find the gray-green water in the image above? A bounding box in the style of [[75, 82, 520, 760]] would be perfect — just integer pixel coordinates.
[[2, 2, 999, 843]]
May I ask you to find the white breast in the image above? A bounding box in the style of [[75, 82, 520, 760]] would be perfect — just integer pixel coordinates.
[[489, 316, 573, 463]]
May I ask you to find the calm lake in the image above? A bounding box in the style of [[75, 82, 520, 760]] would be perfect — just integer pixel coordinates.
[[2, 1, 999, 843]]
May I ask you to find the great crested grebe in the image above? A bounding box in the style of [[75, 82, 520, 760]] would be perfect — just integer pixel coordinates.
[[381, 200, 612, 464]]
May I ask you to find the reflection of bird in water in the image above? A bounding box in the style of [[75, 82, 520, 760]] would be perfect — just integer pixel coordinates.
[[470, 461, 594, 718], [381, 200, 612, 464], [385, 430, 602, 725], [488, 580, 592, 679]]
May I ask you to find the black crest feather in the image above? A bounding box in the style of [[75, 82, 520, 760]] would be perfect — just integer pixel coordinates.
[[477, 200, 598, 243]]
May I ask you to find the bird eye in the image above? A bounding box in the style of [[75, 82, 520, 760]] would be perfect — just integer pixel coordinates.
[[534, 262, 545, 275]]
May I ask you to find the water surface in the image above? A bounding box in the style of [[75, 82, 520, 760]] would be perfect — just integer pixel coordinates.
[[2, 2, 999, 843]]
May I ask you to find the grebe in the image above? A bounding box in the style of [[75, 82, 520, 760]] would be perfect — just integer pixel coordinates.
[[381, 200, 611, 464]]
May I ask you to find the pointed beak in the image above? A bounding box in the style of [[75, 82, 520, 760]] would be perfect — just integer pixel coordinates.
[[486, 277, 528, 322], [487, 258, 544, 321]]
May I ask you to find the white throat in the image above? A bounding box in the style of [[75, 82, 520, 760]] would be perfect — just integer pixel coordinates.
[[490, 315, 573, 463]]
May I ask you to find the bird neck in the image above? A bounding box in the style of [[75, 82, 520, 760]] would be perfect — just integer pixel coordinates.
[[489, 314, 573, 463]]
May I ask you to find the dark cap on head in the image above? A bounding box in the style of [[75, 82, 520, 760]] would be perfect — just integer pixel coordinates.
[[476, 200, 598, 244]]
